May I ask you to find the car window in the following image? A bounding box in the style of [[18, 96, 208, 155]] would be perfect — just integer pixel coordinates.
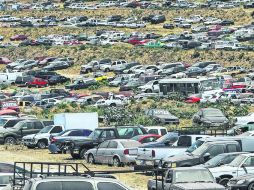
[[99, 141, 109, 148], [69, 130, 83, 136], [206, 145, 225, 158], [243, 157, 254, 167], [227, 144, 238, 152], [5, 120, 22, 128], [177, 136, 192, 147], [148, 129, 159, 135], [97, 182, 126, 190], [160, 129, 167, 135], [117, 127, 144, 138], [50, 126, 62, 134], [0, 163, 14, 173], [108, 141, 118, 148], [36, 181, 94, 190], [100, 130, 116, 138], [34, 122, 43, 130], [142, 137, 157, 143]]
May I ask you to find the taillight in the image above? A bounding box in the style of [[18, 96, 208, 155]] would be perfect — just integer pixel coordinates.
[[124, 149, 129, 155], [152, 150, 155, 157]]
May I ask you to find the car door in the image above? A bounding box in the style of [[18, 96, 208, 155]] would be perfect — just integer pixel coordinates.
[[95, 140, 110, 164], [105, 140, 118, 164], [237, 156, 254, 176], [19, 122, 34, 137]]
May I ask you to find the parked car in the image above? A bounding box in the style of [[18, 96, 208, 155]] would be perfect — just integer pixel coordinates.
[[0, 119, 45, 144], [192, 108, 229, 128], [131, 134, 161, 144], [228, 173, 254, 190], [198, 152, 248, 168], [27, 78, 48, 88], [85, 139, 141, 166], [10, 34, 28, 41], [145, 109, 180, 125], [65, 78, 97, 90], [64, 126, 147, 159], [48, 75, 70, 85], [15, 75, 34, 87], [147, 167, 225, 190]]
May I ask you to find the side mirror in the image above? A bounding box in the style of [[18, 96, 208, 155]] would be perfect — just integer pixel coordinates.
[[165, 178, 172, 183], [203, 153, 210, 158]]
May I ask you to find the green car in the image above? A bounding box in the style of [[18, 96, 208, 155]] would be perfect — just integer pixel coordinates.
[[143, 41, 164, 48]]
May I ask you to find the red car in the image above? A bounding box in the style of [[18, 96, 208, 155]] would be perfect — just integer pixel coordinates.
[[128, 38, 149, 45], [131, 134, 161, 144], [27, 78, 48, 88], [10, 34, 28, 41], [185, 96, 201, 103], [0, 57, 11, 64]]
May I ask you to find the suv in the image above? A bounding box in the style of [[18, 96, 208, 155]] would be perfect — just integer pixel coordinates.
[[0, 119, 45, 144], [22, 176, 132, 190], [66, 126, 147, 159], [15, 75, 34, 87]]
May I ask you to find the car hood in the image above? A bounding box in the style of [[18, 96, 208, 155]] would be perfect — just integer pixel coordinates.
[[173, 183, 225, 190], [164, 153, 197, 162], [154, 114, 178, 119]]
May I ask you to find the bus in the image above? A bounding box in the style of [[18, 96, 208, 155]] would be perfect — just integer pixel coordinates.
[[159, 77, 220, 96]]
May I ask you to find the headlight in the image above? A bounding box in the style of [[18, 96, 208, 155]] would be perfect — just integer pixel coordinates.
[[236, 179, 247, 185]]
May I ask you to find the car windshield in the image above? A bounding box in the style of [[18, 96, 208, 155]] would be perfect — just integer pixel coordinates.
[[228, 155, 246, 167], [175, 170, 214, 183], [192, 143, 208, 156], [186, 139, 205, 153], [38, 125, 53, 134], [0, 118, 7, 127], [203, 109, 224, 117], [88, 130, 102, 140], [121, 141, 141, 148], [204, 154, 225, 166], [153, 109, 170, 115]]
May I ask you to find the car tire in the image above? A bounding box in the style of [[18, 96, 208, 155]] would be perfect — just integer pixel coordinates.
[[112, 156, 121, 167], [87, 154, 95, 164], [71, 152, 80, 159], [79, 148, 87, 159], [4, 136, 16, 145], [219, 178, 230, 187], [110, 103, 116, 107], [37, 140, 47, 149], [105, 68, 110, 72], [248, 182, 254, 190], [145, 89, 152, 93]]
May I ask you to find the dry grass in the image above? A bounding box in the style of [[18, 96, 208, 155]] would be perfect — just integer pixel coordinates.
[[0, 145, 150, 190]]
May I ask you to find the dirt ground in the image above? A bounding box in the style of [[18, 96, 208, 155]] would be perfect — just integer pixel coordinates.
[[0, 145, 150, 190]]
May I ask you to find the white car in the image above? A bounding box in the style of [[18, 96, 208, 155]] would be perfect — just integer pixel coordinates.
[[209, 153, 254, 186], [235, 113, 254, 126]]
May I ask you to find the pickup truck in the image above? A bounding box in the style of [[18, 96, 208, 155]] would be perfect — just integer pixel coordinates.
[[147, 167, 225, 190], [162, 140, 241, 168], [209, 153, 254, 186], [135, 134, 208, 170], [64, 126, 147, 159]]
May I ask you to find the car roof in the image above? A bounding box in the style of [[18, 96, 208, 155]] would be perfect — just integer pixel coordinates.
[[30, 176, 119, 182]]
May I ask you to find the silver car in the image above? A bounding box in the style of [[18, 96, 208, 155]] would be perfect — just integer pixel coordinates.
[[85, 139, 141, 166]]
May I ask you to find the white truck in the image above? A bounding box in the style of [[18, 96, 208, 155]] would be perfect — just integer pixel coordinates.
[[22, 113, 98, 149], [0, 72, 22, 85], [135, 134, 208, 170]]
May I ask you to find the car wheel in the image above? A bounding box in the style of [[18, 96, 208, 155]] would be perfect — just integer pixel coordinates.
[[105, 68, 110, 72], [219, 178, 230, 187], [110, 103, 116, 107], [145, 89, 152, 93], [37, 140, 47, 149], [112, 157, 121, 167], [71, 152, 80, 159], [87, 154, 95, 164], [4, 136, 16, 145], [248, 182, 254, 190], [79, 148, 87, 159]]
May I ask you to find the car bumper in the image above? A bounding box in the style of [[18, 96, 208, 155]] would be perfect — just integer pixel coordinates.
[[227, 185, 247, 190]]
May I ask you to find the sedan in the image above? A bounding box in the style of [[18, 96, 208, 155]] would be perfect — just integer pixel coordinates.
[[85, 139, 141, 166], [48, 75, 70, 85]]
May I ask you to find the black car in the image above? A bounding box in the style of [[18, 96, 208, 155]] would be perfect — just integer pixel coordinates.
[[119, 80, 143, 91], [228, 174, 254, 190], [114, 62, 140, 74], [151, 15, 166, 24], [161, 65, 186, 76], [43, 62, 70, 71], [185, 67, 206, 77], [48, 75, 70, 85], [15, 75, 34, 87], [64, 126, 147, 159], [220, 20, 234, 26], [163, 23, 174, 29], [145, 109, 180, 125], [65, 79, 97, 90]]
